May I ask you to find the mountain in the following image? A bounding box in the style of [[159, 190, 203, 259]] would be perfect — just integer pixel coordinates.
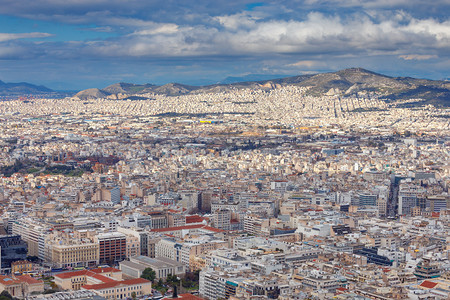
[[74, 88, 109, 100], [102, 82, 155, 94], [73, 68, 450, 106], [0, 80, 54, 96]]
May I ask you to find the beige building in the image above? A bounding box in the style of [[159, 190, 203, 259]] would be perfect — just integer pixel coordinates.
[[83, 278, 151, 300], [0, 275, 44, 298], [51, 241, 99, 269], [54, 268, 123, 290], [124, 234, 140, 259], [43, 231, 100, 269]]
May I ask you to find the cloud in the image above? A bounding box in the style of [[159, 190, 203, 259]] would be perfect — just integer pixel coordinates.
[[131, 24, 180, 35], [399, 54, 438, 60], [0, 32, 53, 42], [76, 12, 450, 59], [79, 26, 113, 32], [288, 60, 326, 68], [2, 11, 449, 62]]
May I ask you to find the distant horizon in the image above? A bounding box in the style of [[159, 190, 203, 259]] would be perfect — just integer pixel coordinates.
[[1, 67, 449, 92], [0, 1, 449, 90]]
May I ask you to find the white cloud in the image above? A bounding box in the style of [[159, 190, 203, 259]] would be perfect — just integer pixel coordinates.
[[0, 32, 53, 42], [84, 12, 450, 58], [288, 60, 325, 68], [132, 24, 180, 35], [399, 54, 438, 60]]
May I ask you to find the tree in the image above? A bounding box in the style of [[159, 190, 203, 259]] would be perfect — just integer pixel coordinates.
[[140, 268, 156, 282], [131, 292, 136, 299], [0, 290, 12, 300], [0, 291, 19, 300], [166, 274, 180, 286]]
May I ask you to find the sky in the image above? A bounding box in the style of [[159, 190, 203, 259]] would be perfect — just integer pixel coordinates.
[[0, 0, 449, 90]]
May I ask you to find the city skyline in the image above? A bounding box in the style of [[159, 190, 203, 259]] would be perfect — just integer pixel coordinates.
[[0, 0, 449, 90]]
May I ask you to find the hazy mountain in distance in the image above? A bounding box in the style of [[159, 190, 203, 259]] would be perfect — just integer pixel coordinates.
[[67, 68, 450, 106], [0, 80, 54, 96]]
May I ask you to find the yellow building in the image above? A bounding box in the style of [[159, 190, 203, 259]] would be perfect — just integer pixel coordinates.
[[50, 240, 99, 269], [11, 260, 33, 274]]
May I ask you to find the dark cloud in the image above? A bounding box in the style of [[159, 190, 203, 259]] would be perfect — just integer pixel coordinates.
[[0, 0, 449, 88]]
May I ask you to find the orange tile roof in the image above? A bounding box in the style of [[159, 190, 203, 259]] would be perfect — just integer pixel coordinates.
[[54, 270, 89, 279], [186, 215, 205, 224], [54, 268, 121, 280], [0, 275, 21, 286], [419, 280, 438, 289], [16, 275, 43, 285], [90, 274, 116, 283]]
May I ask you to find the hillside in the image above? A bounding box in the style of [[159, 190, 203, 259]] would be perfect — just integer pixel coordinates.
[[70, 68, 450, 107], [0, 80, 54, 96]]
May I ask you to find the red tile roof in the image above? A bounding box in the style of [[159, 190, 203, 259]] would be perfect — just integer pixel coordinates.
[[431, 212, 440, 218], [16, 275, 43, 285], [54, 270, 89, 279], [90, 274, 116, 283], [90, 267, 121, 274], [54, 268, 121, 280], [419, 280, 438, 289], [83, 278, 150, 290], [186, 215, 205, 224], [201, 226, 225, 233], [0, 275, 21, 286]]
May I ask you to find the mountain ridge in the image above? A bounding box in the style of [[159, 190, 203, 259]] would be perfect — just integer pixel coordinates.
[[74, 68, 450, 106], [0, 80, 54, 96], [2, 68, 449, 106]]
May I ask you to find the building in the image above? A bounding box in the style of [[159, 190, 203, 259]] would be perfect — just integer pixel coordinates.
[[0, 235, 28, 273], [54, 267, 122, 291], [271, 181, 287, 194], [0, 275, 44, 298], [120, 256, 185, 280], [54, 267, 151, 299], [117, 227, 149, 256], [11, 260, 33, 275], [11, 219, 46, 257], [50, 239, 99, 269], [213, 209, 231, 230], [414, 258, 441, 279], [95, 232, 126, 265], [427, 195, 450, 213], [398, 184, 426, 216], [82, 278, 151, 300]]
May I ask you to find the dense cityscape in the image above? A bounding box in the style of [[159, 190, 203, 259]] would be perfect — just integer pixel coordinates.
[[0, 85, 448, 300]]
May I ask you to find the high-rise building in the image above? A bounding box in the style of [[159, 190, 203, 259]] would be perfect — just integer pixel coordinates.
[[94, 232, 126, 265]]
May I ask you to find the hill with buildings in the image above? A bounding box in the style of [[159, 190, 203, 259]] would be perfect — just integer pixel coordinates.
[[73, 68, 450, 106], [3, 69, 449, 106]]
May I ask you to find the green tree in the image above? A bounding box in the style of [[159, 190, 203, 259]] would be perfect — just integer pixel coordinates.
[[131, 292, 136, 299], [140, 268, 156, 282], [166, 274, 180, 288], [0, 290, 12, 300]]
